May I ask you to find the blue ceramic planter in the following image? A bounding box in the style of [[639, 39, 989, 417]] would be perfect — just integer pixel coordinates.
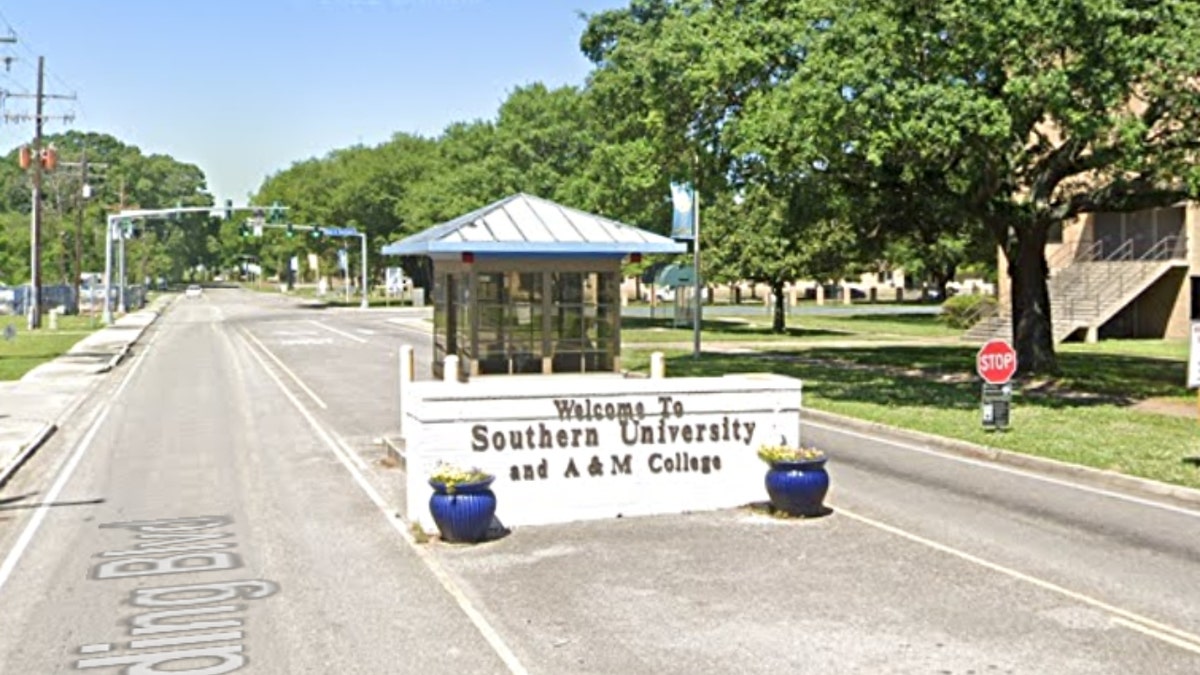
[[764, 458, 829, 517], [428, 477, 497, 543]]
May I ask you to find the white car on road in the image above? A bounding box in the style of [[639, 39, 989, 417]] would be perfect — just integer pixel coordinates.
[[185, 285, 203, 299]]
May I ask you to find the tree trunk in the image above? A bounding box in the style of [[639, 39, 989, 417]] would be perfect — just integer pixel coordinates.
[[1009, 222, 1059, 376], [771, 280, 786, 334], [732, 283, 741, 304], [932, 263, 956, 302]]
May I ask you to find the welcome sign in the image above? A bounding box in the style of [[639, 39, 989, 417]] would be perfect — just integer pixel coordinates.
[[401, 373, 802, 529]]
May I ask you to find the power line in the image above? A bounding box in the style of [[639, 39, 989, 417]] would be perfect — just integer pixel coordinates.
[[0, 8, 81, 102], [3, 55, 75, 330]]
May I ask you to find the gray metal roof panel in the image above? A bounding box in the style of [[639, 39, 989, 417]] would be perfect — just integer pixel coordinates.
[[380, 193, 685, 256]]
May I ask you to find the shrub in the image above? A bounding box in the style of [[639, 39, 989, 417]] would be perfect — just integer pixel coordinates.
[[940, 293, 997, 329]]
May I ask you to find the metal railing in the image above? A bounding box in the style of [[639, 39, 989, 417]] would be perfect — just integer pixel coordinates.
[[970, 234, 1184, 341], [1056, 235, 1182, 331]]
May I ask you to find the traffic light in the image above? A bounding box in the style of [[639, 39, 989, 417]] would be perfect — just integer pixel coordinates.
[[286, 223, 295, 238], [309, 227, 324, 241], [239, 223, 251, 238], [268, 202, 284, 224], [171, 200, 182, 221], [224, 199, 233, 220]]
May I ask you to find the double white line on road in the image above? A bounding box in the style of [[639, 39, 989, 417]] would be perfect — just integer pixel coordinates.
[[237, 330, 529, 675], [240, 330, 328, 409]]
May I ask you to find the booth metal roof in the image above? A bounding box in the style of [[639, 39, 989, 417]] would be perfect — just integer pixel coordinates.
[[380, 193, 686, 257]]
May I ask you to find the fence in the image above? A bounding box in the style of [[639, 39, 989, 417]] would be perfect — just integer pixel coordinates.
[[0, 284, 147, 316]]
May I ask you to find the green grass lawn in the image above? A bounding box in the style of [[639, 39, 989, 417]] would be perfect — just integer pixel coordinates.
[[622, 327, 1200, 490], [622, 312, 961, 344], [0, 314, 100, 381]]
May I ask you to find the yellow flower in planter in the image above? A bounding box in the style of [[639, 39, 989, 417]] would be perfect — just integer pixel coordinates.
[[757, 444, 826, 465], [429, 461, 493, 495]]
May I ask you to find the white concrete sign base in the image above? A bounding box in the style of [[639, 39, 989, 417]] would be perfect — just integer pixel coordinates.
[[401, 373, 802, 530]]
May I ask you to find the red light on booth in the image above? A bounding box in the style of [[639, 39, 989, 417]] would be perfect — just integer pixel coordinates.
[[461, 252, 475, 263]]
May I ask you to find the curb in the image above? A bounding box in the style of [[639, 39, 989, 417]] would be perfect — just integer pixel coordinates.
[[99, 344, 131, 374], [803, 407, 1200, 509], [382, 437, 406, 471], [0, 422, 57, 488], [2, 300, 172, 485], [97, 299, 173, 373]]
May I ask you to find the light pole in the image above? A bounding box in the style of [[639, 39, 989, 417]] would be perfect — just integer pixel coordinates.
[[359, 232, 369, 309], [102, 215, 114, 324], [117, 223, 127, 314]]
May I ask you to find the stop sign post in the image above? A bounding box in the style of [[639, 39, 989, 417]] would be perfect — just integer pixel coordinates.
[[977, 340, 1017, 430]]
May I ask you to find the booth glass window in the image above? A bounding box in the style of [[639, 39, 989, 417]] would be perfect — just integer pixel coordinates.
[[432, 272, 452, 377], [507, 272, 544, 374], [551, 271, 617, 373], [475, 272, 545, 375]]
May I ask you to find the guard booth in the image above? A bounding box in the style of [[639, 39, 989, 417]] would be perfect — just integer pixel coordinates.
[[381, 193, 685, 379]]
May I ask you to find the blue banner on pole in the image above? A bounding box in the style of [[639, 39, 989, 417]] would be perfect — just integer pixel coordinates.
[[670, 182, 695, 240]]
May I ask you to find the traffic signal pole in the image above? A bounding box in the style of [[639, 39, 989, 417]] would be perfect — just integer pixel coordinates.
[[101, 204, 289, 324], [99, 205, 370, 321]]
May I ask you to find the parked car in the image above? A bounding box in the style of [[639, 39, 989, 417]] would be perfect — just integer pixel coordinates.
[[185, 285, 203, 299]]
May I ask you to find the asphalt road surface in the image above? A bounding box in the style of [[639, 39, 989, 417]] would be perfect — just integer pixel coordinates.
[[0, 287, 1197, 674]]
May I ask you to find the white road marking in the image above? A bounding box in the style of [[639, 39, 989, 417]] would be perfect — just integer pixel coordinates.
[[1112, 617, 1200, 656], [240, 330, 328, 409], [308, 320, 368, 344], [804, 419, 1200, 519], [236, 333, 528, 675], [357, 329, 377, 336], [0, 321, 161, 597], [835, 505, 1200, 655], [332, 432, 370, 472], [278, 338, 335, 346]]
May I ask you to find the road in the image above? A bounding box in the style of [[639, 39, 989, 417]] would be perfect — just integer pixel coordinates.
[[0, 287, 1197, 674]]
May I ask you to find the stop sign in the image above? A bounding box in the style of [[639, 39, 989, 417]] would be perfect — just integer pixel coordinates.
[[977, 339, 1018, 384]]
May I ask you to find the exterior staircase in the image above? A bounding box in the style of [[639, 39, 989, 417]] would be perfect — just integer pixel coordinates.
[[963, 236, 1186, 344]]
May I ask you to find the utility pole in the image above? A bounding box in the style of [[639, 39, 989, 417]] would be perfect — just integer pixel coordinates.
[[29, 56, 45, 329], [3, 55, 76, 329], [61, 147, 108, 314]]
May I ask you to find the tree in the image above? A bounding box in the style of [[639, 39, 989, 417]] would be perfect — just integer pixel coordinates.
[[741, 0, 1200, 374], [706, 183, 857, 333], [0, 131, 213, 301]]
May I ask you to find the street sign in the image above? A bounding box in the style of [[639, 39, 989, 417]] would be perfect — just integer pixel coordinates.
[[323, 227, 359, 237], [976, 339, 1017, 385]]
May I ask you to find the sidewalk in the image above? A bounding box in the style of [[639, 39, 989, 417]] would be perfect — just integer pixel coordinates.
[[0, 296, 174, 485]]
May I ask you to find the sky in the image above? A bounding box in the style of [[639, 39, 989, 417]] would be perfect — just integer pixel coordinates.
[[0, 0, 625, 203]]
